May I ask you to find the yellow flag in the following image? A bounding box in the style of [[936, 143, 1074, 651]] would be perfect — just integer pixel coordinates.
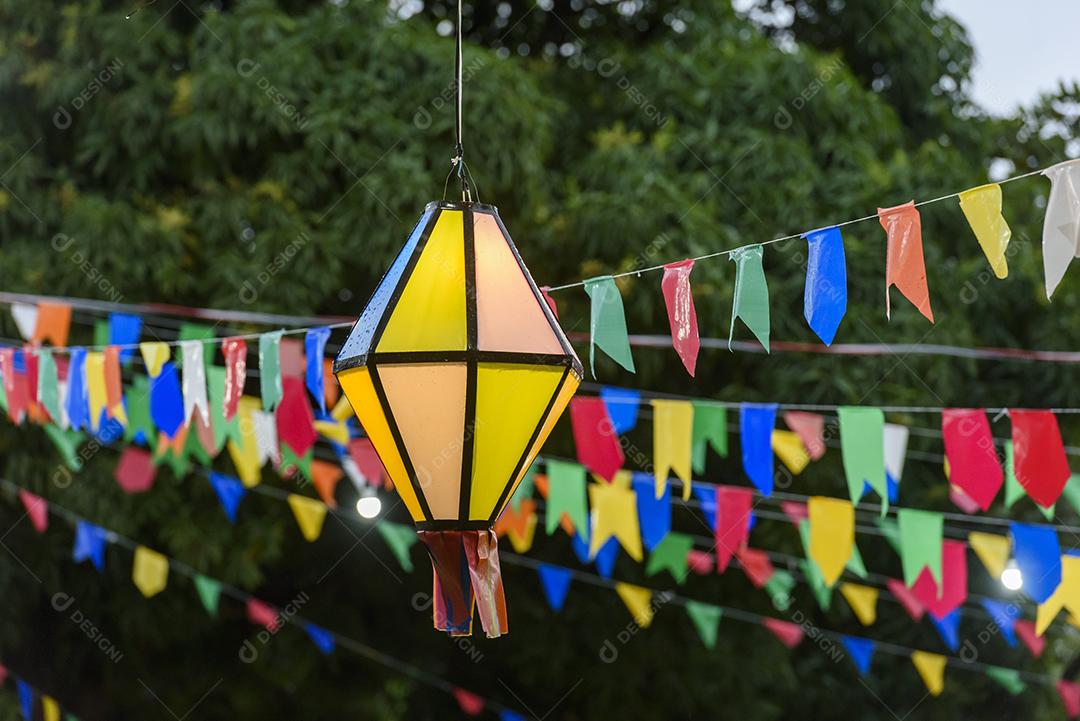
[[958, 183, 1011, 279], [588, 482, 643, 561], [968, 531, 1010, 579], [609, 470, 633, 489], [314, 419, 350, 446], [1036, 555, 1080, 635], [839, 583, 878, 626], [288, 494, 328, 542], [772, 430, 810, 474], [507, 512, 538, 553], [228, 397, 263, 487], [42, 696, 60, 721], [85, 351, 107, 430], [652, 400, 694, 500], [808, 496, 853, 587], [331, 394, 354, 423], [132, 546, 169, 598], [139, 341, 171, 377], [911, 651, 946, 696], [614, 582, 654, 628]]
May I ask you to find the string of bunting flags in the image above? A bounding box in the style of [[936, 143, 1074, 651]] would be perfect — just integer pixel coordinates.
[[540, 159, 1080, 376]]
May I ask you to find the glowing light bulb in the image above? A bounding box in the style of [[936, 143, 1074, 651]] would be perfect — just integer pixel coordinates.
[[356, 494, 382, 519], [1001, 560, 1023, 591]]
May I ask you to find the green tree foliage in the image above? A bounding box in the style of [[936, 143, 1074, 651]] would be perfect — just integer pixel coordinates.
[[0, 0, 1076, 719]]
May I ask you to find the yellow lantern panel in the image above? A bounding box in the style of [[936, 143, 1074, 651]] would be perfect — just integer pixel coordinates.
[[511, 369, 580, 491], [377, 209, 467, 353], [379, 362, 467, 520], [474, 213, 564, 355], [335, 366, 426, 521], [468, 363, 566, 520]]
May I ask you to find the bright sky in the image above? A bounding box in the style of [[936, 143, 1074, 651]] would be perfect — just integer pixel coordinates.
[[938, 0, 1080, 115]]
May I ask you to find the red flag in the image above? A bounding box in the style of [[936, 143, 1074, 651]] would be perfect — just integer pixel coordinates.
[[661, 259, 700, 376], [886, 577, 925, 621], [452, 688, 485, 716], [246, 598, 280, 631], [1015, 620, 1045, 658], [22, 345, 39, 408], [763, 617, 803, 648], [686, 549, 713, 575], [276, 377, 317, 458], [539, 286, 559, 319], [114, 447, 157, 494], [222, 338, 247, 421], [19, 489, 47, 533], [942, 409, 1002, 511], [1059, 680, 1080, 719], [349, 438, 386, 488], [104, 346, 123, 417], [715, 486, 753, 573], [911, 540, 967, 620], [0, 348, 27, 423], [569, 397, 624, 481], [1011, 410, 1070, 508], [783, 411, 826, 460], [737, 547, 774, 588], [780, 500, 807, 525], [879, 201, 934, 322]]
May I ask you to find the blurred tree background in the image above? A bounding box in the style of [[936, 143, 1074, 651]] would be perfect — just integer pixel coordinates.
[[0, 0, 1077, 718]]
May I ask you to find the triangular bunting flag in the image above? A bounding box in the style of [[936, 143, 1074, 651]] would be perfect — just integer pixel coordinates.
[[661, 259, 700, 375], [968, 531, 1009, 580], [1011, 522, 1061, 604], [898, 508, 943, 586], [569, 397, 624, 482], [740, 403, 777, 495], [838, 407, 887, 512], [132, 546, 169, 598], [839, 583, 878, 626], [614, 582, 654, 628], [808, 496, 853, 587], [537, 563, 573, 612], [376, 523, 418, 572], [879, 201, 934, 322], [287, 494, 327, 542], [1041, 158, 1080, 299], [762, 617, 803, 648], [583, 276, 635, 375], [652, 399, 693, 500], [194, 574, 222, 616], [910, 650, 946, 696], [728, 244, 770, 351], [685, 600, 722, 649], [802, 226, 847, 344], [958, 183, 1011, 279], [771, 430, 810, 474], [545, 460, 589, 539], [588, 481, 643, 561], [841, 636, 875, 677], [645, 532, 693, 583]]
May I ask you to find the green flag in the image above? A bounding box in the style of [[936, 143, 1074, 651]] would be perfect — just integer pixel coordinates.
[[509, 462, 538, 512], [764, 569, 796, 611], [645, 532, 693, 583], [728, 244, 770, 352], [984, 666, 1025, 695], [875, 517, 902, 555], [123, 376, 156, 444], [897, 508, 943, 586], [377, 522, 418, 572], [846, 542, 868, 578], [684, 600, 723, 649], [93, 319, 110, 347], [691, 402, 727, 474], [37, 349, 61, 422], [207, 365, 236, 453], [194, 574, 221, 616], [545, 459, 590, 538], [44, 425, 84, 471], [837, 407, 888, 513], [259, 331, 283, 410], [583, 276, 635, 376], [280, 446, 313, 480]]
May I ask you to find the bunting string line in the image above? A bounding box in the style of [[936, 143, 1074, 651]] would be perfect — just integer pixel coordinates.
[[0, 478, 520, 719], [542, 165, 1050, 292]]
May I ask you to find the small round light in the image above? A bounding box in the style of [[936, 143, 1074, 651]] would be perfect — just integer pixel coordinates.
[[1001, 561, 1023, 591], [356, 495, 382, 519]]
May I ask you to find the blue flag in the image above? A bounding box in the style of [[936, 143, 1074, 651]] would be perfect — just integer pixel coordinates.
[[931, 609, 961, 651], [150, 361, 185, 438], [802, 226, 847, 345], [73, 520, 107, 571], [840, 635, 875, 677], [209, 472, 247, 524], [66, 348, 89, 431], [537, 563, 573, 612], [572, 533, 619, 578], [740, 403, 777, 495], [599, 386, 640, 434], [305, 327, 332, 414], [500, 712, 526, 721], [632, 472, 670, 551], [692, 484, 717, 529], [979, 598, 1017, 646], [16, 679, 32, 721], [109, 313, 143, 362], [304, 623, 336, 655], [1011, 522, 1062, 604]]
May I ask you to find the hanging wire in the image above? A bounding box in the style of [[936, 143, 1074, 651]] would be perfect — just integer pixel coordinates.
[[443, 0, 475, 202], [124, 0, 158, 19]]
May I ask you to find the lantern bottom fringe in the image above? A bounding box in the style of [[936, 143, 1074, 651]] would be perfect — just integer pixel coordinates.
[[417, 529, 508, 638]]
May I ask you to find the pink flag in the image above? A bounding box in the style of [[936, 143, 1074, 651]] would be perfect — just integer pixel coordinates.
[[737, 547, 774, 588], [539, 286, 559, 319], [879, 201, 934, 322], [687, 549, 713, 575], [716, 486, 753, 573], [114, 447, 157, 494], [1059, 680, 1080, 719], [886, 577, 925, 621], [569, 397, 624, 481], [780, 500, 808, 525], [222, 338, 246, 421], [1011, 410, 1070, 508], [18, 490, 47, 533], [763, 618, 803, 648], [246, 598, 280, 631], [1015, 620, 1045, 658], [661, 260, 700, 376], [349, 438, 386, 488], [783, 411, 826, 460], [912, 540, 967, 620], [452, 688, 485, 716], [942, 409, 1002, 511], [948, 486, 981, 514]]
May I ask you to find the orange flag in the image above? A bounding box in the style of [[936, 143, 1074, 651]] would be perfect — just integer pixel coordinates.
[[309, 459, 343, 508], [879, 201, 934, 323], [32, 302, 72, 347]]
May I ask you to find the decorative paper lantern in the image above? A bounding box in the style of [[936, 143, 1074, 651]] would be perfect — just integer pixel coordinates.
[[334, 200, 582, 637]]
